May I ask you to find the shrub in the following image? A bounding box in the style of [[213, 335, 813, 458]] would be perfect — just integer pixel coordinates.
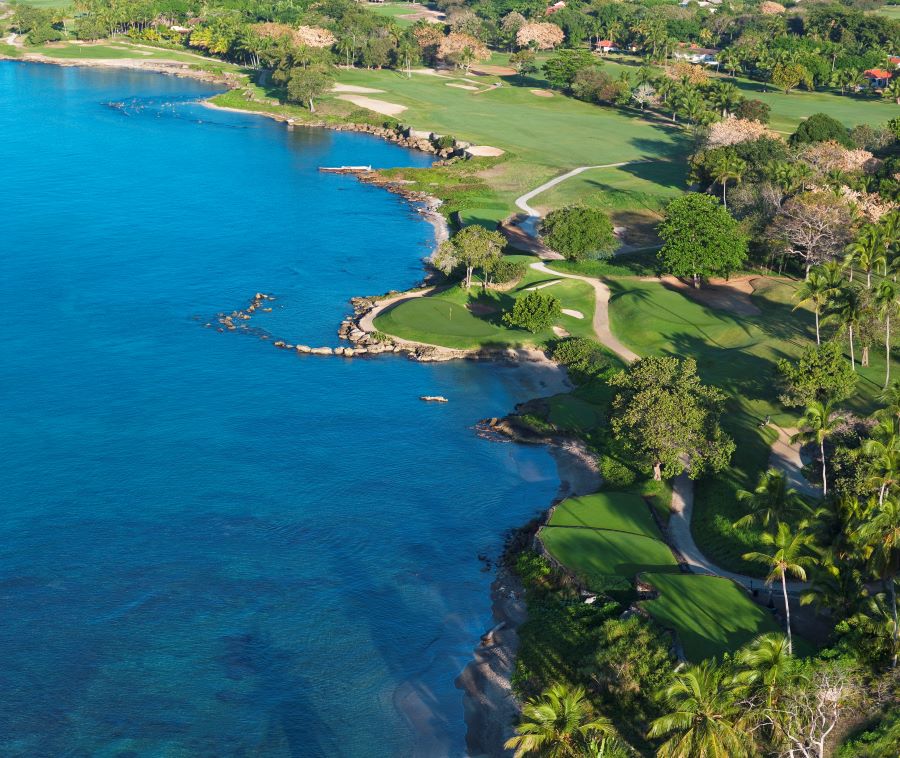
[[492, 258, 526, 284], [734, 99, 771, 124], [542, 48, 596, 91], [599, 455, 637, 488], [541, 205, 617, 261], [551, 337, 612, 384], [434, 134, 455, 149], [503, 291, 561, 333], [791, 112, 852, 148]]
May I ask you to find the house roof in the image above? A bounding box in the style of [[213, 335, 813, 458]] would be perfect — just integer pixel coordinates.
[[865, 68, 893, 79], [889, 56, 900, 65], [597, 39, 615, 46]]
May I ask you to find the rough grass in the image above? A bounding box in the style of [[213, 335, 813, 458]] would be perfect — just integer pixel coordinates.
[[640, 573, 781, 661], [548, 491, 661, 535], [373, 255, 595, 349]]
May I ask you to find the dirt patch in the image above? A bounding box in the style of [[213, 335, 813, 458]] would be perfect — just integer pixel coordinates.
[[332, 83, 384, 94], [530, 89, 553, 97], [335, 94, 407, 116], [467, 302, 498, 316], [660, 276, 762, 316], [465, 145, 505, 157], [469, 64, 516, 76]]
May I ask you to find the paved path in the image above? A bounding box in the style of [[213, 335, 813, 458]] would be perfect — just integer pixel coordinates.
[[530, 261, 638, 363], [769, 425, 820, 498]]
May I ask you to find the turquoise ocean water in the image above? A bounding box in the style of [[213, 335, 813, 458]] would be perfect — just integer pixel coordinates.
[[0, 62, 561, 756]]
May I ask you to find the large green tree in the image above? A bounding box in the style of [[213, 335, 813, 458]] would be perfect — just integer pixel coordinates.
[[540, 205, 616, 261], [657, 193, 748, 287], [609, 356, 734, 481]]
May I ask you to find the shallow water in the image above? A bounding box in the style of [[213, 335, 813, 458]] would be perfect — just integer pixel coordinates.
[[0, 62, 561, 756]]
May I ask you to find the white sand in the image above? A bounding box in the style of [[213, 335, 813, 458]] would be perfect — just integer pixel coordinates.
[[465, 145, 505, 157], [335, 94, 407, 116], [332, 83, 385, 94], [561, 308, 584, 319], [446, 83, 479, 91]]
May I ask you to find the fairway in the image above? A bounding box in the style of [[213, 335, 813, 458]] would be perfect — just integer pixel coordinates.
[[640, 573, 781, 661], [548, 492, 661, 536]]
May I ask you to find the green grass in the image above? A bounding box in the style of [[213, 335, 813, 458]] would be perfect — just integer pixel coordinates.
[[599, 274, 898, 573], [373, 255, 596, 349], [548, 491, 661, 535], [27, 40, 239, 67], [873, 4, 900, 19], [0, 42, 22, 58], [640, 573, 781, 660], [364, 1, 428, 27]]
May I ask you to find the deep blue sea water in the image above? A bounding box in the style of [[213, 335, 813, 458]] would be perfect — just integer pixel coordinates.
[[0, 62, 561, 756]]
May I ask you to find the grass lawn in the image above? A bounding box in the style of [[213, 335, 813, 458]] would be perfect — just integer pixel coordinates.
[[640, 573, 781, 660], [548, 491, 662, 535], [873, 4, 900, 19], [364, 1, 428, 27], [373, 255, 596, 349], [27, 40, 239, 67], [599, 274, 899, 573], [0, 43, 22, 58]]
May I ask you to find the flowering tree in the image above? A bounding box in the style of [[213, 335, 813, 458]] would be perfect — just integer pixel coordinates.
[[437, 33, 490, 72], [705, 117, 779, 148], [768, 192, 855, 275], [516, 22, 564, 50]]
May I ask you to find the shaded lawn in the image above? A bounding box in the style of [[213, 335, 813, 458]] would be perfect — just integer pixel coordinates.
[[602, 275, 900, 573], [374, 257, 596, 349], [640, 573, 781, 661], [548, 492, 662, 537]]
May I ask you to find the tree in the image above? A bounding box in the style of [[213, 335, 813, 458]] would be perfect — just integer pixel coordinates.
[[862, 416, 900, 507], [510, 48, 537, 75], [791, 113, 852, 148], [437, 33, 489, 73], [286, 65, 333, 112], [769, 192, 855, 277], [505, 683, 616, 757], [793, 269, 837, 345], [657, 194, 748, 287], [443, 225, 506, 290], [609, 356, 734, 481], [734, 469, 808, 530], [708, 150, 747, 209], [826, 286, 864, 369], [776, 341, 858, 408], [772, 62, 811, 94], [792, 401, 847, 496], [708, 80, 742, 118], [648, 661, 750, 758], [542, 49, 596, 91], [630, 83, 655, 111], [875, 279, 900, 388], [516, 22, 564, 51], [744, 523, 816, 655], [883, 78, 900, 105], [845, 225, 886, 290], [503, 291, 561, 333], [735, 98, 771, 124], [736, 632, 793, 708], [540, 206, 616, 261]]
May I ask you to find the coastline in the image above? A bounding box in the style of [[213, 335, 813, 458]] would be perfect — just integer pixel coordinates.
[[5, 53, 570, 755]]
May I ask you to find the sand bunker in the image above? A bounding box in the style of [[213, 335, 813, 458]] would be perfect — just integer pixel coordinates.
[[465, 145, 505, 157], [552, 326, 570, 337], [525, 280, 562, 291], [561, 309, 584, 319], [469, 64, 516, 76], [660, 276, 761, 316], [530, 89, 553, 97], [336, 95, 407, 116], [446, 83, 479, 91], [332, 84, 385, 94]]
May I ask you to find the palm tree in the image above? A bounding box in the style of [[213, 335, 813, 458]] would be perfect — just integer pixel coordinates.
[[825, 286, 863, 369], [863, 415, 900, 506], [744, 523, 816, 655], [851, 591, 899, 669], [792, 400, 846, 496], [875, 278, 900, 388], [793, 270, 835, 344], [718, 47, 741, 78], [648, 661, 750, 757], [505, 683, 616, 757], [881, 210, 900, 277], [883, 77, 900, 105], [801, 555, 868, 619], [708, 81, 741, 118], [736, 632, 792, 707], [845, 225, 885, 289], [734, 468, 808, 529], [855, 498, 900, 668], [709, 151, 746, 209]]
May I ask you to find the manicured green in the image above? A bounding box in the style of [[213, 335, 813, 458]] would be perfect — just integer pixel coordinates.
[[364, 2, 426, 28], [548, 492, 661, 536], [373, 256, 595, 349], [640, 573, 782, 661]]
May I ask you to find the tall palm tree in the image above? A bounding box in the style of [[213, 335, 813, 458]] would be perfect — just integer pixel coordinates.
[[793, 270, 836, 344], [708, 81, 741, 118], [744, 523, 816, 655], [883, 77, 900, 105], [855, 498, 900, 668], [851, 591, 899, 669], [881, 210, 900, 277], [734, 468, 808, 529], [736, 632, 792, 707], [792, 400, 846, 496], [845, 225, 885, 289], [505, 683, 616, 757], [875, 278, 900, 388], [863, 415, 900, 506], [825, 286, 863, 369], [709, 151, 746, 209], [648, 661, 750, 758]]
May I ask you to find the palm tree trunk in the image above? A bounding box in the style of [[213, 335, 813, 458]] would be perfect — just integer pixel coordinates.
[[815, 308, 821, 345], [891, 577, 898, 669], [886, 314, 892, 389], [849, 325, 856, 370], [782, 571, 793, 656], [868, 268, 872, 289], [820, 439, 827, 495], [722, 180, 727, 208], [864, 344, 870, 367]]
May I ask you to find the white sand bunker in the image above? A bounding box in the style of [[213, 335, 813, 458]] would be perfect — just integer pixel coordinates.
[[531, 89, 554, 97], [525, 279, 562, 291], [562, 308, 584, 319], [552, 325, 570, 337], [332, 84, 385, 94], [336, 95, 407, 116], [465, 145, 505, 157], [446, 83, 479, 91]]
